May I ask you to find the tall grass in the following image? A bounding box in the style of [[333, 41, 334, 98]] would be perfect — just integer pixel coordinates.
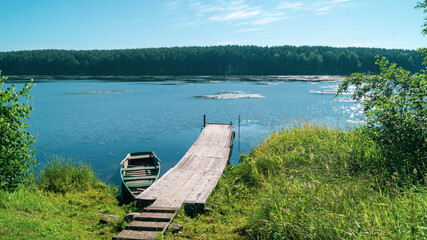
[[39, 156, 97, 193], [247, 174, 426, 239], [0, 157, 127, 239], [167, 123, 427, 239], [238, 123, 380, 184], [237, 124, 427, 239]]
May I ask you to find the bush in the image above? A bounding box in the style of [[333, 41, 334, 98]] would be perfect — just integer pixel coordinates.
[[337, 57, 427, 184], [39, 156, 97, 193], [0, 71, 37, 190]]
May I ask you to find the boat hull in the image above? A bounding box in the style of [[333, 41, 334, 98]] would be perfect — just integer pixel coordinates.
[[120, 152, 161, 199]]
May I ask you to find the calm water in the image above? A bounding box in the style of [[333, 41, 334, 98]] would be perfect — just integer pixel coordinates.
[[13, 75, 361, 186]]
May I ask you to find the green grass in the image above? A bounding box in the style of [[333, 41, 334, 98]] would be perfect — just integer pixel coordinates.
[[166, 123, 427, 239], [0, 158, 131, 240], [38, 156, 97, 193], [1, 124, 426, 239]]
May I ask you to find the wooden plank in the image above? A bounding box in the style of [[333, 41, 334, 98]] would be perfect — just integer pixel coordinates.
[[134, 212, 175, 222], [195, 171, 223, 204], [128, 154, 151, 160], [147, 169, 197, 209], [160, 165, 207, 207], [116, 124, 234, 239], [122, 166, 157, 171], [123, 176, 157, 181], [125, 221, 168, 231], [136, 124, 234, 206], [143, 207, 180, 213], [126, 182, 153, 188], [128, 124, 234, 236], [124, 171, 151, 177], [112, 230, 157, 240], [183, 171, 212, 204]]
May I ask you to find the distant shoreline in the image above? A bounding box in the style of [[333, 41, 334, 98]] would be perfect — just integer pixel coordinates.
[[5, 74, 347, 82], [1, 46, 423, 76]]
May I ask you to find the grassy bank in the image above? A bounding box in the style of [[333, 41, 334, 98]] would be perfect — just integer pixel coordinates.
[[1, 125, 425, 239], [165, 124, 427, 239], [0, 157, 131, 240]]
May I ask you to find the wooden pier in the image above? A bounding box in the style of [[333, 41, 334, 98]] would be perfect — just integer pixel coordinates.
[[113, 123, 235, 240]]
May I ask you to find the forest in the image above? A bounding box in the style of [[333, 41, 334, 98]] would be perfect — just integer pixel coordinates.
[[0, 45, 424, 76]]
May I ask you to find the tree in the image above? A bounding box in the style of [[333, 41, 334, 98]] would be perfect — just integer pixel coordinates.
[[0, 71, 37, 190], [337, 57, 426, 183], [416, 1, 427, 63], [416, 1, 427, 35], [0, 47, 423, 76], [334, 1, 427, 184]]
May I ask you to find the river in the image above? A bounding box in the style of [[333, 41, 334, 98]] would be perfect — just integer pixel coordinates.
[[11, 75, 361, 186]]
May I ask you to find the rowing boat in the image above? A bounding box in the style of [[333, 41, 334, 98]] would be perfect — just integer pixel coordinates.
[[120, 152, 161, 199]]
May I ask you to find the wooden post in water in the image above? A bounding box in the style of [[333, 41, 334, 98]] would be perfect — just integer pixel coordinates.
[[238, 115, 241, 152], [203, 115, 206, 129]]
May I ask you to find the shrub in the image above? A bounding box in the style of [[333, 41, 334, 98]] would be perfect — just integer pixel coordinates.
[[0, 71, 37, 190], [337, 57, 427, 184]]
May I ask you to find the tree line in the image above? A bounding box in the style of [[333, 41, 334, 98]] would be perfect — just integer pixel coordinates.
[[0, 45, 424, 76]]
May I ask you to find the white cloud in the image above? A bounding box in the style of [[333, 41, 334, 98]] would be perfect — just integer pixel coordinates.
[[250, 12, 285, 25], [189, 1, 201, 7], [165, 0, 351, 32], [314, 7, 331, 14], [177, 0, 281, 30], [210, 10, 262, 21], [277, 0, 351, 15], [278, 2, 304, 10], [325, 0, 349, 4], [252, 17, 281, 25], [236, 27, 265, 33], [165, 1, 180, 9]]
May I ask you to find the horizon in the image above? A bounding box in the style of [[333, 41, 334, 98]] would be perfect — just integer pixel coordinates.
[[0, 0, 425, 52], [0, 44, 423, 53]]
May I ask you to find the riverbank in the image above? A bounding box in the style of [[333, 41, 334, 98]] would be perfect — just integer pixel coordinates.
[[1, 124, 425, 239], [164, 123, 427, 239], [0, 158, 132, 240]]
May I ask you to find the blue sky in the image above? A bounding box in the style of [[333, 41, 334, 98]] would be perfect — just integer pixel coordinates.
[[0, 0, 425, 51]]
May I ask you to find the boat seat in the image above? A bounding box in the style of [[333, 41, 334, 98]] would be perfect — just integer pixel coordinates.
[[121, 166, 158, 171], [126, 182, 153, 188], [128, 155, 151, 160], [123, 176, 157, 181]]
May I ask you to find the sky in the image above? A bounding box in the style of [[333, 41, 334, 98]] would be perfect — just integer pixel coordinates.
[[0, 0, 425, 51]]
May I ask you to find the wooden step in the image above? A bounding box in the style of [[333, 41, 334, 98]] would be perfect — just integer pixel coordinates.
[[134, 212, 174, 222], [125, 221, 168, 232], [112, 229, 157, 240], [143, 206, 180, 214]]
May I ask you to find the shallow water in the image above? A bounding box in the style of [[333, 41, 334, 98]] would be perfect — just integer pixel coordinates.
[[10, 75, 361, 186]]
